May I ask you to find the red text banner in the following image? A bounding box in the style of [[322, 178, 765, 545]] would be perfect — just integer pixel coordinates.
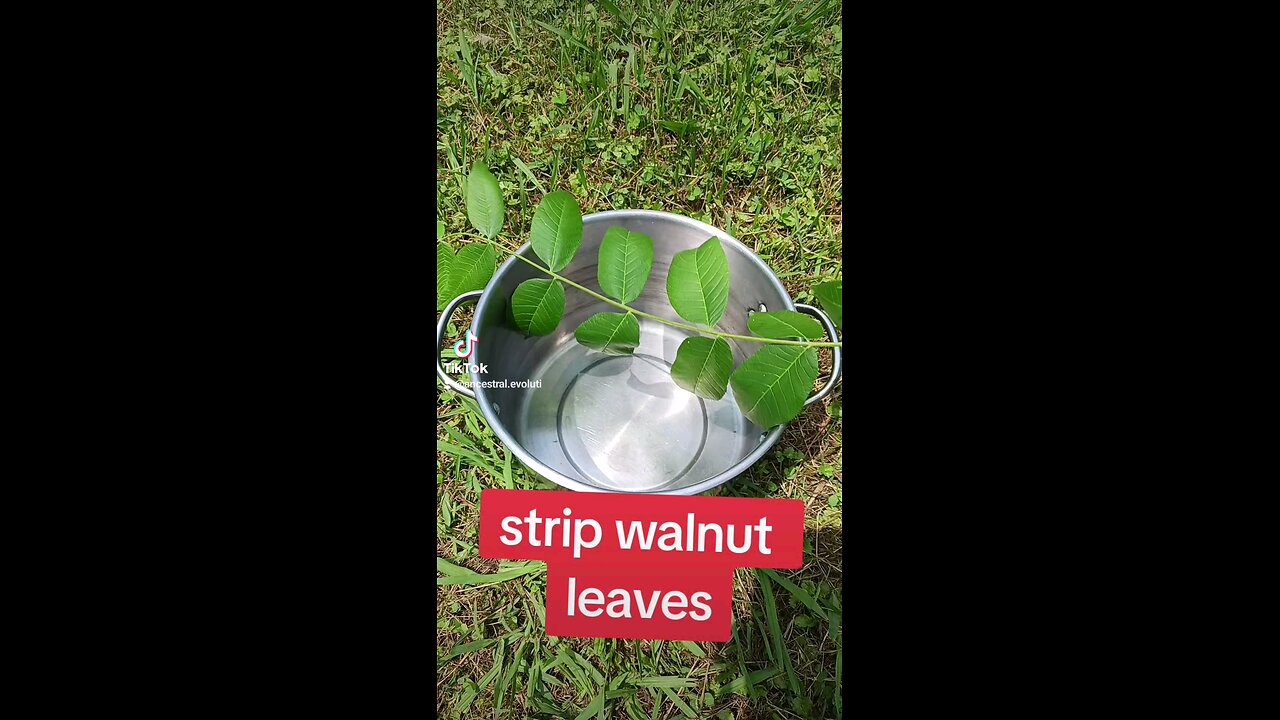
[[478, 489, 804, 641]]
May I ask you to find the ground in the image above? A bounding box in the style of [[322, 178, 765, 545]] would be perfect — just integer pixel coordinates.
[[437, 1, 843, 717]]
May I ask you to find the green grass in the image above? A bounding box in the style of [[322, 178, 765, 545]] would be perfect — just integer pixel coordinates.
[[438, 1, 842, 717]]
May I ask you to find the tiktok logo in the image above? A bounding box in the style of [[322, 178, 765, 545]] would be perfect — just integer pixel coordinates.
[[453, 327, 479, 359]]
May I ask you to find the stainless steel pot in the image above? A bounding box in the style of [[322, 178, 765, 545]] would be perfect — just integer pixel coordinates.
[[436, 210, 842, 495]]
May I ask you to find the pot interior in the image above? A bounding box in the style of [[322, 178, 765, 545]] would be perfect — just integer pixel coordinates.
[[473, 211, 792, 493]]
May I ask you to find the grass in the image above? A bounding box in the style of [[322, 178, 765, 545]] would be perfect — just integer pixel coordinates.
[[437, 1, 842, 717]]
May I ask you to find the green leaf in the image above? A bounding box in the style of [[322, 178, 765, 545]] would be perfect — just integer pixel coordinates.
[[756, 570, 800, 695], [465, 162, 505, 239], [660, 687, 696, 719], [510, 279, 565, 336], [670, 336, 732, 400], [445, 243, 496, 298], [439, 491, 452, 527], [457, 680, 480, 714], [834, 640, 843, 717], [597, 227, 654, 303], [530, 191, 583, 272], [660, 120, 700, 137], [635, 676, 695, 688], [666, 237, 729, 326], [435, 563, 543, 587], [436, 556, 470, 576], [759, 568, 824, 616], [480, 637, 505, 693], [535, 19, 591, 52], [729, 346, 819, 428], [813, 280, 842, 330], [574, 312, 640, 355], [748, 310, 824, 340], [436, 440, 499, 475], [437, 219, 445, 239], [437, 244, 455, 311], [441, 637, 497, 663], [496, 640, 524, 712], [722, 667, 780, 696], [597, 0, 632, 24], [573, 691, 605, 720], [512, 155, 546, 193], [676, 640, 705, 658]]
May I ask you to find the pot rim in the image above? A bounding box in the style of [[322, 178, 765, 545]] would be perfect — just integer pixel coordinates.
[[471, 209, 791, 495]]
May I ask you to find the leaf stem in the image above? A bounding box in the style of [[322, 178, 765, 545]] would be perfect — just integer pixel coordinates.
[[505, 250, 843, 349]]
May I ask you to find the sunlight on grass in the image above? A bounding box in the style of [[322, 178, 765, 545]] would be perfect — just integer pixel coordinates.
[[437, 1, 842, 717]]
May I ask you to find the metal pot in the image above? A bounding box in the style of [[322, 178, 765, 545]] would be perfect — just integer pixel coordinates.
[[436, 210, 841, 495]]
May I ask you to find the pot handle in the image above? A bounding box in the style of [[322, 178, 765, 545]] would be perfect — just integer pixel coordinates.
[[795, 303, 842, 406], [436, 290, 484, 399]]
